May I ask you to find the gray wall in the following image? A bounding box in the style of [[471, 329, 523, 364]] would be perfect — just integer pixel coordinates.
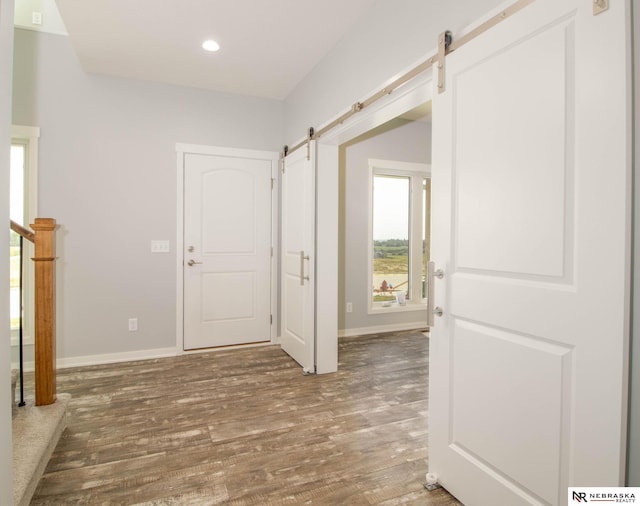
[[283, 0, 503, 143], [12, 29, 283, 362], [339, 118, 431, 333], [0, 0, 14, 501]]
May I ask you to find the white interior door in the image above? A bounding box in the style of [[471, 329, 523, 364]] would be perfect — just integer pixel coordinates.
[[281, 142, 316, 373], [429, 1, 630, 505], [183, 151, 274, 350]]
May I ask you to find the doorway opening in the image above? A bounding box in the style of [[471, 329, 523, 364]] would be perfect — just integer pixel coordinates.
[[338, 102, 432, 337]]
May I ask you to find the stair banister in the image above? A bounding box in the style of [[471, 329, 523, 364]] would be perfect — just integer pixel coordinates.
[[10, 220, 34, 243], [11, 218, 58, 406], [30, 218, 57, 406]]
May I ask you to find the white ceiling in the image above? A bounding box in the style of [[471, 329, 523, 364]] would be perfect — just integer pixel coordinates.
[[53, 0, 376, 100]]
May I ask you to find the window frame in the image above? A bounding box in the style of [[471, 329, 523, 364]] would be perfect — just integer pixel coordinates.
[[10, 125, 39, 346], [367, 158, 430, 314]]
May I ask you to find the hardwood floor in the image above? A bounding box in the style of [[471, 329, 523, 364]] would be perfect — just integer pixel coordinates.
[[30, 331, 461, 505]]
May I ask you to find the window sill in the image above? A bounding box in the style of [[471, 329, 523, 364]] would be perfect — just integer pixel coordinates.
[[368, 302, 427, 315]]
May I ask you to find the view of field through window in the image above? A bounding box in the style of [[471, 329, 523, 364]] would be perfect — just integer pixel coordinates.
[[10, 144, 25, 331], [372, 174, 430, 304], [372, 175, 409, 302]]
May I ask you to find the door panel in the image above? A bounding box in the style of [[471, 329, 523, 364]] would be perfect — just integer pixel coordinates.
[[281, 142, 315, 372], [201, 169, 256, 253], [184, 152, 273, 350], [429, 1, 630, 505], [454, 21, 568, 278], [450, 320, 570, 502]]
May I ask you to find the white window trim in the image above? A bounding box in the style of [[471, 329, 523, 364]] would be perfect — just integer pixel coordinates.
[[367, 158, 430, 315], [12, 125, 39, 224], [10, 125, 40, 347]]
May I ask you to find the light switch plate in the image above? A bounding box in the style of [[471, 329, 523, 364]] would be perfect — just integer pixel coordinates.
[[151, 240, 170, 253]]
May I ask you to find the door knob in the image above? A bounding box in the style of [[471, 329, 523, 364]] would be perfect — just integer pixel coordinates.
[[433, 306, 443, 317], [187, 259, 202, 267]]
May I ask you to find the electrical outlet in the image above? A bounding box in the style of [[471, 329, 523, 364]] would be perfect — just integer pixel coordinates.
[[346, 302, 353, 313], [128, 318, 138, 331], [32, 12, 42, 25]]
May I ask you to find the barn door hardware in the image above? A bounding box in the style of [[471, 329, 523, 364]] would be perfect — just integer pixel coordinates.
[[306, 127, 315, 161], [281, 145, 288, 173], [593, 0, 608, 15], [437, 30, 453, 94]]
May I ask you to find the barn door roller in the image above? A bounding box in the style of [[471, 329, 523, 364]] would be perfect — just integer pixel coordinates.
[[437, 31, 453, 94], [593, 0, 608, 15], [306, 127, 315, 161]]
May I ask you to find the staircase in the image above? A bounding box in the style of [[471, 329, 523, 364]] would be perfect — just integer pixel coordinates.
[[11, 373, 70, 506], [9, 218, 67, 504]]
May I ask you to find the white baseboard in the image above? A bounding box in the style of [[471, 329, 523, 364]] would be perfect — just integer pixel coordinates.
[[339, 321, 428, 338], [11, 342, 288, 372], [11, 347, 180, 372], [56, 347, 179, 369]]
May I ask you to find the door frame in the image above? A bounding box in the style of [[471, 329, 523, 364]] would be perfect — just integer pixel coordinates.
[[175, 143, 279, 353], [311, 59, 433, 374], [10, 125, 39, 357]]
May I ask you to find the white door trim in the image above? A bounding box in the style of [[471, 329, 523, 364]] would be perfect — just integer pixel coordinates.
[[175, 143, 279, 354], [307, 53, 433, 375]]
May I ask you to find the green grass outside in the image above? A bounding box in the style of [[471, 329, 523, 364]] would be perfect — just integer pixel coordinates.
[[373, 255, 408, 274], [9, 246, 21, 329]]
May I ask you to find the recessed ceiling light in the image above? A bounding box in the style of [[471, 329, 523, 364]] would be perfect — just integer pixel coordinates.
[[202, 40, 220, 52]]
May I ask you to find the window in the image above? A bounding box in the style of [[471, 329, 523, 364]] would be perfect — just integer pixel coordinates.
[[369, 159, 430, 312], [9, 126, 39, 344]]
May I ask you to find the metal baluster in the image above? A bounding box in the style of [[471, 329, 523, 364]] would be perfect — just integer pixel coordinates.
[[18, 234, 25, 407]]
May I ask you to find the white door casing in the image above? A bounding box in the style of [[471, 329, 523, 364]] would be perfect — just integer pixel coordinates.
[[183, 150, 275, 350], [429, 1, 631, 505], [281, 141, 316, 372]]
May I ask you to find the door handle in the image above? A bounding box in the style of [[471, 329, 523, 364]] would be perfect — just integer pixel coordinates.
[[300, 251, 310, 285], [187, 259, 202, 267], [427, 261, 444, 327]]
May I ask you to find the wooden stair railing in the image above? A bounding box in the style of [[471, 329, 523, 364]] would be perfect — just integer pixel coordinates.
[[10, 218, 57, 406], [10, 220, 34, 243]]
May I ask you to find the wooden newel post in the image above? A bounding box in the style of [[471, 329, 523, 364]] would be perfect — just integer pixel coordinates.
[[31, 218, 57, 406]]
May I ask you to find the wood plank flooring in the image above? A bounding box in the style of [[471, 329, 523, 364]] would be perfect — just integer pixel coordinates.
[[29, 331, 461, 505]]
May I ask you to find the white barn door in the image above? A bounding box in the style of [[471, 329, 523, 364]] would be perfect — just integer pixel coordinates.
[[429, 1, 630, 505], [281, 142, 316, 373]]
